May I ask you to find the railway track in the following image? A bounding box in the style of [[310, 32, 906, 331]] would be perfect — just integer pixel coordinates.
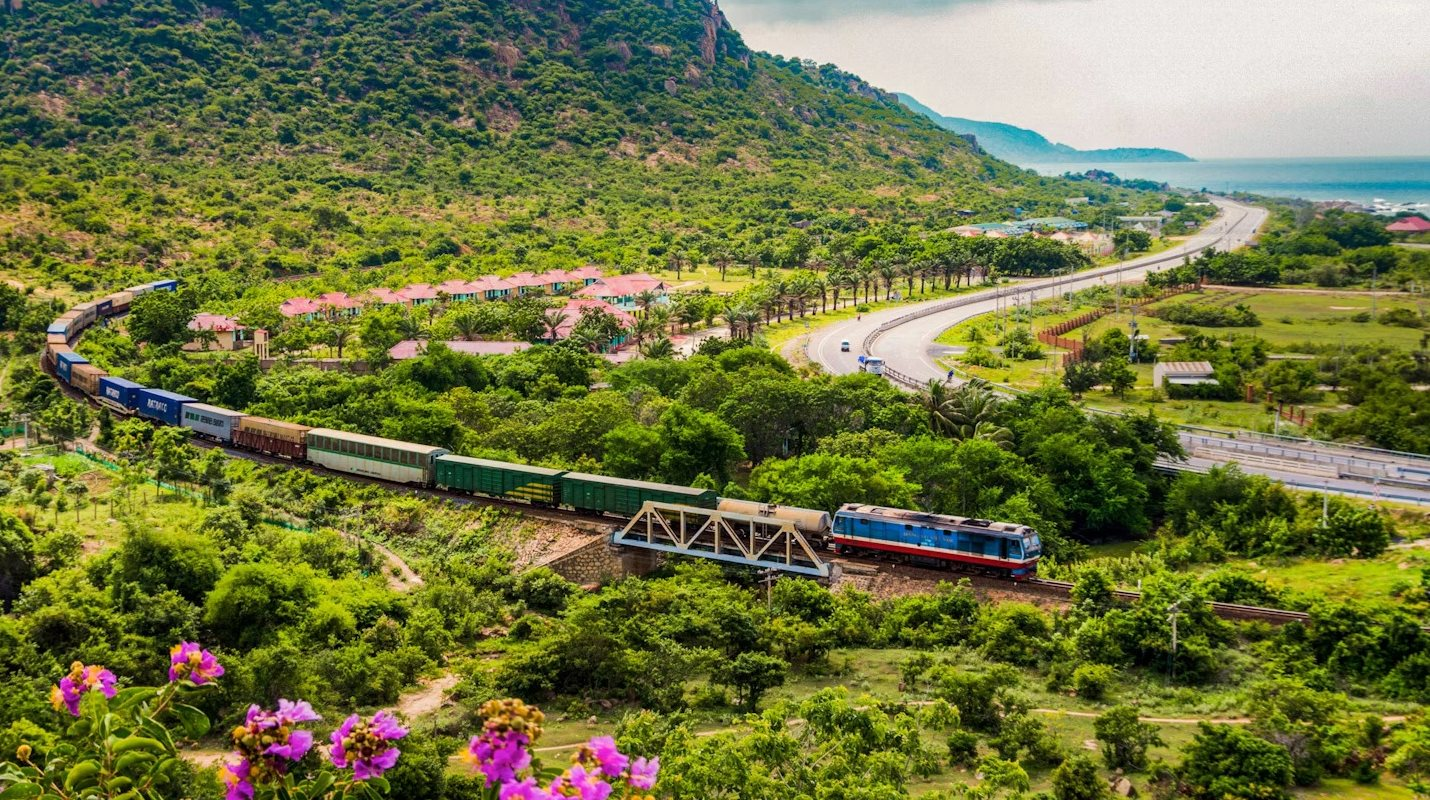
[[42, 359, 1356, 631]]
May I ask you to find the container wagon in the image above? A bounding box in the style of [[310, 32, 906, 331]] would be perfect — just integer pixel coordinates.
[[233, 416, 310, 460], [147, 279, 178, 292], [180, 403, 246, 443], [717, 499, 832, 547], [105, 291, 135, 314], [55, 351, 88, 384], [70, 363, 104, 396], [305, 429, 448, 485], [71, 301, 99, 329], [46, 333, 70, 347], [125, 283, 155, 298], [558, 472, 718, 517], [98, 376, 145, 413], [435, 455, 564, 504], [136, 388, 196, 427]]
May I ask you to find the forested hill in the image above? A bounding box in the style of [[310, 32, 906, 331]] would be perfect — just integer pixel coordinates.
[[0, 0, 1128, 290]]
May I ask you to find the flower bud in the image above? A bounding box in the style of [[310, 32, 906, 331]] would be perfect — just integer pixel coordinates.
[[15, 744, 32, 761]]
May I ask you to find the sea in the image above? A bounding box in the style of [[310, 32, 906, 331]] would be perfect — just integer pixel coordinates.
[[1027, 157, 1430, 210]]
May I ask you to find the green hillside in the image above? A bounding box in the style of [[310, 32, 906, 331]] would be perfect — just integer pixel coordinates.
[[0, 0, 1139, 294]]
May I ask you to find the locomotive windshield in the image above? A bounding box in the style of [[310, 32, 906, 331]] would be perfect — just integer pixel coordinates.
[[1023, 533, 1042, 558]]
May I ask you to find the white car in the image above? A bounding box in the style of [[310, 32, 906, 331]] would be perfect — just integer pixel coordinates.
[[840, 340, 851, 352]]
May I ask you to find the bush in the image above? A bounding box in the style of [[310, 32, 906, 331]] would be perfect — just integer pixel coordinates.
[[1153, 302, 1260, 327], [1072, 663, 1115, 701], [1378, 307, 1423, 328], [1180, 723, 1294, 800], [962, 343, 1005, 369]]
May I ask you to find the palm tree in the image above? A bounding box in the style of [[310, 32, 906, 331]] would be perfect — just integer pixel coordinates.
[[898, 260, 916, 298], [396, 312, 424, 341], [877, 260, 897, 301], [634, 290, 659, 315], [641, 337, 676, 359], [919, 379, 956, 435], [331, 325, 352, 360], [542, 310, 569, 342], [676, 299, 703, 334], [944, 379, 1013, 448], [811, 274, 829, 314], [453, 309, 482, 341], [713, 249, 733, 282]]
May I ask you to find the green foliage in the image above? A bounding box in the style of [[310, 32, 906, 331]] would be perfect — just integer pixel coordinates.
[[204, 562, 318, 649], [1153, 302, 1261, 327], [1094, 706, 1164, 771], [0, 510, 36, 609], [1180, 723, 1294, 800], [714, 652, 789, 711], [747, 453, 918, 512], [1052, 754, 1110, 800]]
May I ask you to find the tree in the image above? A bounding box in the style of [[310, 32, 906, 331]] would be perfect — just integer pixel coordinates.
[[1180, 723, 1294, 800], [204, 562, 318, 648], [1052, 754, 1110, 800], [1113, 228, 1153, 253], [0, 511, 35, 609], [1094, 706, 1164, 771], [127, 291, 194, 346], [714, 651, 788, 711], [600, 424, 663, 480], [1100, 356, 1136, 398], [748, 453, 918, 513], [657, 403, 745, 485], [150, 426, 196, 490], [1063, 360, 1099, 397]]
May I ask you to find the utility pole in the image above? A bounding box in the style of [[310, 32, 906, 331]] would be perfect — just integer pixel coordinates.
[[1167, 602, 1181, 683], [759, 569, 777, 610], [1322, 483, 1330, 528]]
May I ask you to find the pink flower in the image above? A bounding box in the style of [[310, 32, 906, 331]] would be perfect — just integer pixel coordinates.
[[463, 730, 532, 786], [264, 729, 313, 761], [565, 764, 614, 800], [628, 756, 660, 790], [169, 642, 224, 685], [330, 711, 408, 780], [584, 736, 628, 778], [276, 699, 320, 724]]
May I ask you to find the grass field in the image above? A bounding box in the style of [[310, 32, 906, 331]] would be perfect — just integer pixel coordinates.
[[763, 284, 977, 351]]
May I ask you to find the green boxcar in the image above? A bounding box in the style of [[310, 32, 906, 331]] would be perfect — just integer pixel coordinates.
[[435, 455, 565, 504], [558, 472, 718, 516]]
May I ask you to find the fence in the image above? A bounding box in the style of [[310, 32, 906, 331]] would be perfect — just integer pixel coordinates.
[[1034, 283, 1198, 364]]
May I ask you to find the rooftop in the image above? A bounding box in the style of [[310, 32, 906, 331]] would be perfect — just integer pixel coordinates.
[[1157, 361, 1215, 376], [189, 313, 243, 332], [1387, 217, 1430, 233], [387, 340, 530, 360]]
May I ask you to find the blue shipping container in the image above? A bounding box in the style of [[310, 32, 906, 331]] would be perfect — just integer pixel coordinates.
[[56, 351, 88, 383], [47, 321, 71, 336], [98, 376, 145, 411], [148, 279, 178, 292], [136, 388, 195, 426], [96, 298, 113, 315]]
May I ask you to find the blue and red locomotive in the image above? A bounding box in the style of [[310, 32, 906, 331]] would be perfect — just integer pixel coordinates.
[[833, 504, 1042, 579]]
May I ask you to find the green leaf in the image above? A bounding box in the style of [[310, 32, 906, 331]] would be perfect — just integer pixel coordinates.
[[0, 783, 44, 800], [302, 771, 334, 799], [62, 760, 101, 792], [171, 703, 211, 738], [109, 686, 159, 711], [110, 737, 165, 754]]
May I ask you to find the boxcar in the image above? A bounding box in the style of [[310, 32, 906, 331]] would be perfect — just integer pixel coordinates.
[[71, 301, 99, 329], [180, 403, 245, 443], [106, 291, 135, 314], [125, 283, 154, 298], [70, 363, 104, 396], [147, 279, 178, 292], [46, 320, 72, 339], [832, 504, 1043, 579], [46, 333, 69, 347], [435, 455, 565, 504], [136, 388, 195, 427], [55, 351, 88, 383], [558, 472, 718, 517], [305, 429, 448, 485], [233, 416, 310, 460], [98, 376, 144, 412]]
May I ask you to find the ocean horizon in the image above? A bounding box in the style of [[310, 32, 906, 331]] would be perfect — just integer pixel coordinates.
[[1027, 156, 1430, 207]]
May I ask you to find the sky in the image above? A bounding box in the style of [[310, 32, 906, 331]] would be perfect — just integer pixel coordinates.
[[716, 0, 1430, 159]]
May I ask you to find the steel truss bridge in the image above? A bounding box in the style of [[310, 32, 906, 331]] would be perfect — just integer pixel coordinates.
[[611, 501, 837, 579]]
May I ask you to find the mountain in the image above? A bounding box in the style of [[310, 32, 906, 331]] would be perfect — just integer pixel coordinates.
[[897, 93, 1193, 166], [0, 1, 1145, 292]]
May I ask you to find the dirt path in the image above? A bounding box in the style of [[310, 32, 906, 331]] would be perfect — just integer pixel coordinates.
[[342, 533, 422, 592], [395, 671, 460, 718]]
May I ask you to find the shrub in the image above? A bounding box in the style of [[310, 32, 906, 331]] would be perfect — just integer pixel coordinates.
[[962, 343, 1005, 368], [1378, 307, 1423, 328], [1072, 663, 1115, 701], [1153, 302, 1260, 327]]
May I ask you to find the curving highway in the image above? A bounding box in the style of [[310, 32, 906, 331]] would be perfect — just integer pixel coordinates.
[[800, 198, 1430, 505]]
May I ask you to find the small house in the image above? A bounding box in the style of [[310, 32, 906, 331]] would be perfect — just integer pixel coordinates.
[[187, 313, 245, 350], [1386, 217, 1430, 234], [1153, 361, 1217, 389]]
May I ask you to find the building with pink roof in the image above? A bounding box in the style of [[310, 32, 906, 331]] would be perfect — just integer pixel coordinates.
[[468, 276, 515, 300], [436, 279, 479, 302], [187, 313, 245, 350], [569, 265, 604, 285], [316, 292, 362, 318], [574, 273, 669, 311], [398, 283, 440, 306], [364, 287, 406, 307], [1387, 217, 1430, 234], [387, 340, 530, 360], [279, 297, 324, 320], [549, 299, 636, 346]]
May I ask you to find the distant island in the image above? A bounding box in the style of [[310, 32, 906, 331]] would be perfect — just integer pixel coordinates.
[[898, 93, 1195, 166]]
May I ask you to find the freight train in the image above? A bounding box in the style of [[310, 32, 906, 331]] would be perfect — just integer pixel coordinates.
[[41, 281, 1043, 579]]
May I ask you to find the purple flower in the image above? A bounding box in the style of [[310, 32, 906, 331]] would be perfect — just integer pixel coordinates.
[[499, 777, 553, 800], [628, 756, 660, 790], [584, 736, 628, 779], [565, 764, 614, 800], [220, 759, 254, 800], [276, 699, 320, 724], [463, 730, 532, 786], [169, 642, 224, 685], [330, 711, 408, 780], [264, 728, 314, 761], [49, 662, 117, 717]]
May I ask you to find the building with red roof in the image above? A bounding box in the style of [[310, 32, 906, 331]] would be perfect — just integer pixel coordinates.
[[569, 265, 605, 285], [364, 287, 406, 307], [1387, 217, 1430, 234], [436, 279, 478, 302], [316, 292, 362, 318], [387, 340, 530, 360], [547, 299, 636, 348], [187, 313, 245, 350], [398, 283, 440, 306], [468, 276, 515, 300], [574, 273, 668, 311]]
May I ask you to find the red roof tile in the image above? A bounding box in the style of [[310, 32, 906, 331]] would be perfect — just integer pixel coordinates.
[[189, 313, 243, 332]]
